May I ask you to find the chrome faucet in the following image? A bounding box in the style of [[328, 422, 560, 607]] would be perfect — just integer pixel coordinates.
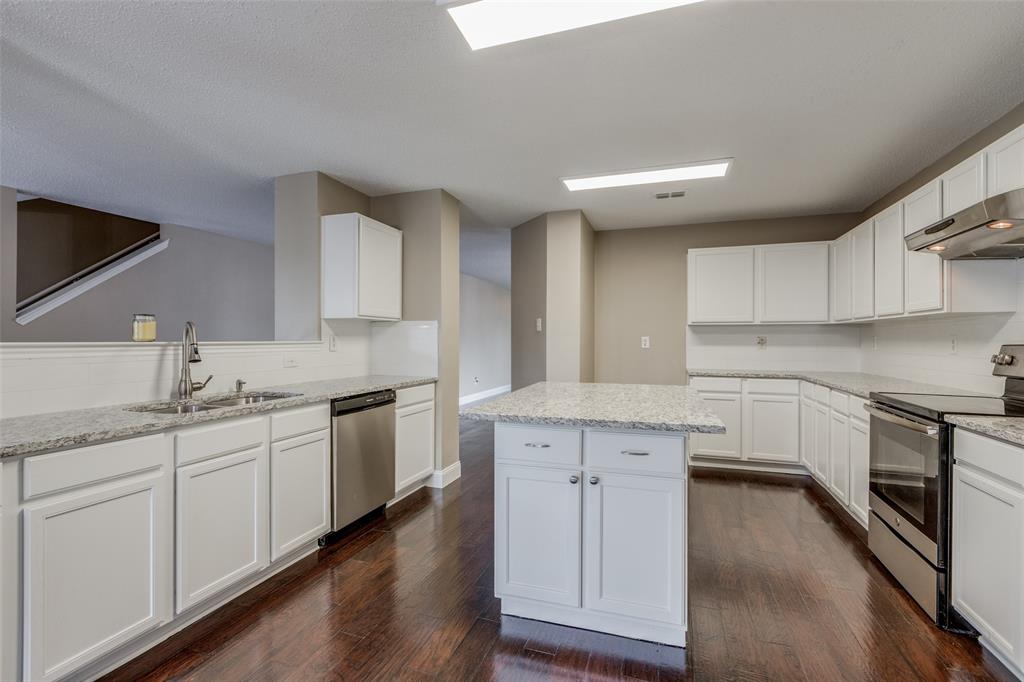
[[178, 321, 212, 400]]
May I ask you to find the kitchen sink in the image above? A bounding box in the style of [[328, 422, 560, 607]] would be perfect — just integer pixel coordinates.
[[134, 403, 224, 415], [202, 392, 300, 407]]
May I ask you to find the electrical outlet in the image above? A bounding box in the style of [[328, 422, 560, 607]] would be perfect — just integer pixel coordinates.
[[755, 336, 767, 349], [474, 376, 480, 384], [536, 318, 543, 332], [640, 336, 650, 349], [328, 335, 337, 352], [950, 336, 958, 354], [283, 356, 298, 368], [872, 335, 878, 351]]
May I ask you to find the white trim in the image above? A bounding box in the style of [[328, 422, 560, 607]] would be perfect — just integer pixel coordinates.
[[500, 596, 686, 647], [16, 238, 171, 325], [0, 339, 326, 361], [459, 384, 511, 407], [428, 460, 461, 488]]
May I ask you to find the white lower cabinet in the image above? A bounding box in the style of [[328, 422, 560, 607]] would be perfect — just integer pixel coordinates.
[[848, 415, 870, 526], [495, 463, 582, 607], [952, 430, 1024, 678], [689, 378, 798, 465], [270, 429, 330, 561], [800, 397, 815, 471], [395, 400, 436, 492], [585, 472, 684, 624], [744, 392, 800, 463], [813, 401, 830, 483], [494, 424, 687, 646], [689, 391, 742, 459], [828, 411, 850, 504], [21, 438, 173, 682], [176, 444, 269, 613]]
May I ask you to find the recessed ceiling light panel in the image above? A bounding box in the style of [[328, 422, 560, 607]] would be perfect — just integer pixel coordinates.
[[447, 0, 706, 50], [562, 159, 731, 192]]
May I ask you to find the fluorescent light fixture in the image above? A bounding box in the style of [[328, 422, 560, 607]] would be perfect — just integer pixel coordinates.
[[447, 0, 705, 50], [562, 159, 731, 192]]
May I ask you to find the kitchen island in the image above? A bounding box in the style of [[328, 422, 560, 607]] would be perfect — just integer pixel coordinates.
[[462, 382, 725, 647]]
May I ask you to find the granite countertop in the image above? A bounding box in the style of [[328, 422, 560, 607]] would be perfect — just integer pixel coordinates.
[[687, 369, 984, 400], [946, 415, 1024, 448], [461, 381, 726, 433], [0, 375, 436, 459]]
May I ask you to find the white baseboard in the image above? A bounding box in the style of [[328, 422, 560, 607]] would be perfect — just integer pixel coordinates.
[[459, 384, 511, 407], [428, 460, 462, 488]]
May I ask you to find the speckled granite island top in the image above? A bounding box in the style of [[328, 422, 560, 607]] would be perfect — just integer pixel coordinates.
[[688, 369, 984, 400], [462, 381, 726, 433], [0, 375, 436, 459], [946, 415, 1024, 448]]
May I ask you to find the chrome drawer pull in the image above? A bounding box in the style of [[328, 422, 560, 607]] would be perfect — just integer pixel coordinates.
[[524, 442, 551, 448], [621, 450, 651, 456], [569, 475, 579, 484]]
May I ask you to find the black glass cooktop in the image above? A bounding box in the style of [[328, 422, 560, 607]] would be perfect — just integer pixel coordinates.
[[870, 392, 1024, 422]]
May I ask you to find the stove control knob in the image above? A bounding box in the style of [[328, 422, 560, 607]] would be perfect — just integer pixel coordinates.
[[991, 353, 1015, 366]]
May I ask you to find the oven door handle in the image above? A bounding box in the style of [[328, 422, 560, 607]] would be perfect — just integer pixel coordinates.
[[864, 404, 940, 438]]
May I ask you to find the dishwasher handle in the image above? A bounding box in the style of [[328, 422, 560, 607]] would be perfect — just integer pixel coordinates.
[[332, 390, 396, 416]]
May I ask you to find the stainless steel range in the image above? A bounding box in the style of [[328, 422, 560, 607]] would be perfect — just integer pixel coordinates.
[[867, 344, 1024, 631]]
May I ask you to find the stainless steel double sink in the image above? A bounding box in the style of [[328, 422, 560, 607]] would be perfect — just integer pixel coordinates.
[[128, 392, 300, 415]]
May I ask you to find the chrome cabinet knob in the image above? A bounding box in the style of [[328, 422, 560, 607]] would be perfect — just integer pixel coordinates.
[[589, 476, 599, 485], [569, 475, 579, 484]]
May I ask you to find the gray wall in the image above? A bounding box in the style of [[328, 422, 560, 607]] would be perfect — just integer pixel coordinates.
[[459, 273, 510, 397], [273, 172, 370, 341], [592, 213, 861, 385], [0, 189, 274, 342], [510, 214, 547, 390]]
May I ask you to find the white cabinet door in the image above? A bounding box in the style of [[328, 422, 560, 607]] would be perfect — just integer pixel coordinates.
[[23, 472, 171, 682], [903, 180, 945, 313], [986, 124, 1024, 197], [270, 429, 330, 561], [757, 242, 829, 323], [743, 393, 800, 463], [357, 216, 403, 319], [800, 398, 815, 471], [176, 445, 269, 613], [813, 402, 830, 483], [941, 152, 986, 216], [851, 221, 875, 319], [689, 392, 742, 460], [849, 417, 870, 526], [828, 411, 850, 505], [396, 401, 436, 491], [953, 464, 1024, 669], [831, 235, 852, 322], [584, 472, 684, 624], [873, 204, 904, 317], [495, 464, 582, 607], [688, 247, 755, 323]]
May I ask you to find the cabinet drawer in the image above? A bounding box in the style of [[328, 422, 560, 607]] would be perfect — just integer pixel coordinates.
[[23, 434, 169, 500], [955, 429, 1024, 488], [800, 382, 815, 399], [396, 383, 435, 408], [830, 390, 849, 415], [689, 376, 742, 392], [176, 417, 266, 466], [849, 396, 869, 422], [585, 431, 684, 476], [745, 378, 800, 395], [813, 384, 831, 404], [271, 403, 330, 442], [495, 424, 581, 466]]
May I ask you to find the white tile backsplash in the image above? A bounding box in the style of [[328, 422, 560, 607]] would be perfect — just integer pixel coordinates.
[[686, 324, 864, 373]]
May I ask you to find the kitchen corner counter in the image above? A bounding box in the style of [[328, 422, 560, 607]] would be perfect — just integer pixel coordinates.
[[0, 375, 436, 459], [946, 415, 1024, 448], [461, 381, 726, 433], [687, 368, 984, 400]]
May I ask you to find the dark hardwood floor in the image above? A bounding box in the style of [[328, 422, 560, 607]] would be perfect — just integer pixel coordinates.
[[105, 419, 1014, 681]]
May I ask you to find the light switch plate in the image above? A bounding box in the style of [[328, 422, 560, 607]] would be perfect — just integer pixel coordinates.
[[640, 336, 650, 349], [283, 356, 298, 368], [328, 335, 337, 352], [536, 318, 543, 332]]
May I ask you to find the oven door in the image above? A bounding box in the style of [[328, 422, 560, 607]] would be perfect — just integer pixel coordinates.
[[866, 403, 948, 566]]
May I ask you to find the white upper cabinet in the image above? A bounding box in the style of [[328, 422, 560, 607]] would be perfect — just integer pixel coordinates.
[[322, 213, 403, 321], [941, 151, 986, 216], [985, 123, 1024, 197], [758, 242, 830, 323], [831, 234, 852, 322], [873, 204, 905, 317], [687, 247, 755, 323], [851, 221, 875, 319], [903, 179, 945, 313]]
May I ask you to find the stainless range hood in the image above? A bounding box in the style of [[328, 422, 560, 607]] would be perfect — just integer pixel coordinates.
[[905, 188, 1024, 259]]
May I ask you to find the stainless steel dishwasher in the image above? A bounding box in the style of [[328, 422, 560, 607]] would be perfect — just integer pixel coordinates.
[[331, 390, 396, 531]]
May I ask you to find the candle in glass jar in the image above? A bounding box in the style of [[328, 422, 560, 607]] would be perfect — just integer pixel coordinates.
[[132, 314, 156, 342]]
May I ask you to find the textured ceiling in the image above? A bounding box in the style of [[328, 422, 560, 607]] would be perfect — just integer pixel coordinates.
[[3, 0, 1024, 253]]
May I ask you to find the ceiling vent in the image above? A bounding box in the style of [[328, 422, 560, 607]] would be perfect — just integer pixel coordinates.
[[654, 190, 686, 200]]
